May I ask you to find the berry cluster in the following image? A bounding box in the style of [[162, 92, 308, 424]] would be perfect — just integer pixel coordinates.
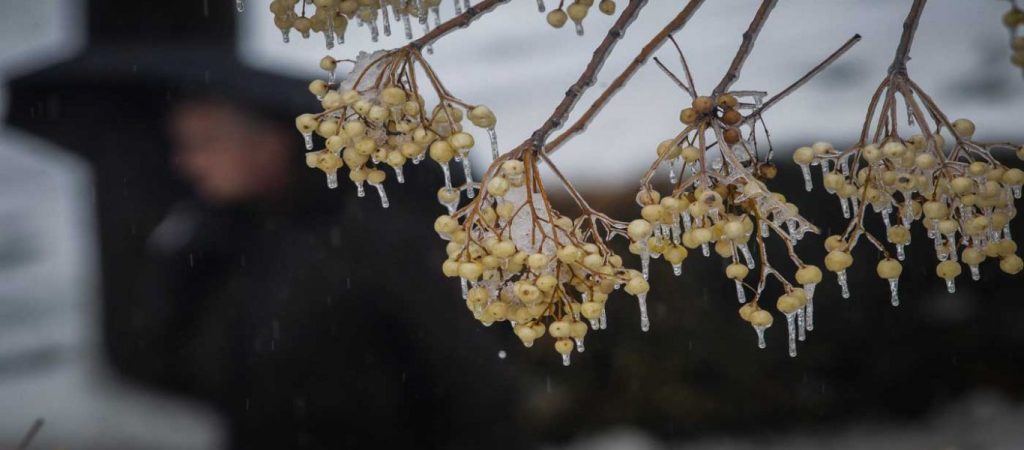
[[795, 76, 1024, 304], [1005, 1, 1024, 74], [438, 153, 643, 365], [539, 0, 617, 36], [295, 49, 498, 208], [629, 92, 820, 357], [269, 0, 460, 50]]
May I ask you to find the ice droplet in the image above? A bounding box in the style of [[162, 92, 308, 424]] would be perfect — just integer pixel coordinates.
[[804, 283, 816, 331], [281, 29, 291, 43], [236, 0, 245, 12], [536, 0, 546, 12], [946, 278, 956, 293], [970, 264, 980, 281], [574, 337, 585, 353], [372, 183, 389, 208], [797, 308, 806, 342], [837, 270, 850, 299], [786, 313, 797, 357], [562, 353, 571, 366], [701, 242, 710, 257], [497, 350, 506, 359], [423, 21, 433, 54], [302, 132, 314, 150], [432, 6, 441, 28], [487, 128, 500, 160], [800, 164, 813, 191], [888, 278, 900, 306], [672, 263, 682, 276], [638, 293, 650, 332], [325, 172, 339, 189], [754, 325, 768, 349], [735, 280, 746, 303]]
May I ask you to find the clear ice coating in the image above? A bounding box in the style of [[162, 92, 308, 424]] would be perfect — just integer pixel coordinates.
[[800, 164, 813, 191], [461, 157, 476, 199], [740, 244, 756, 269], [735, 280, 746, 303], [754, 324, 767, 349], [837, 270, 850, 299], [946, 278, 956, 294], [325, 172, 338, 189], [536, 0, 545, 12], [803, 283, 816, 331], [487, 127, 500, 160], [786, 313, 797, 357], [970, 264, 981, 281], [888, 278, 900, 306], [797, 308, 806, 342], [302, 132, 314, 150], [638, 293, 650, 332], [372, 183, 389, 208], [440, 162, 453, 190]]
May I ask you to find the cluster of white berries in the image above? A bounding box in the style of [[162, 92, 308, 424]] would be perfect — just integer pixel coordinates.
[[540, 0, 616, 36], [795, 118, 1024, 304], [295, 51, 497, 209], [629, 93, 820, 357], [437, 159, 644, 365], [1005, 3, 1024, 73], [270, 0, 461, 50]]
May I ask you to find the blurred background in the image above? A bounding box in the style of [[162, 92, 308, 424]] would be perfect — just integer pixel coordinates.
[[2, 0, 1024, 449]]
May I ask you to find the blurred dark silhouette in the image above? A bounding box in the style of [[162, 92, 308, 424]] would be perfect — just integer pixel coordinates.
[[5, 1, 526, 449]]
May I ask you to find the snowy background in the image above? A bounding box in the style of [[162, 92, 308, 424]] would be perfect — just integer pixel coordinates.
[[1, 0, 1023, 448]]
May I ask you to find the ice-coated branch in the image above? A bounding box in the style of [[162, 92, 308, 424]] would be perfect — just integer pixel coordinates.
[[713, 0, 779, 95], [409, 0, 511, 50], [889, 0, 928, 75]]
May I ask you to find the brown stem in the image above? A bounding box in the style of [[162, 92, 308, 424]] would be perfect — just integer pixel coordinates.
[[409, 0, 510, 50], [545, 0, 707, 154], [713, 0, 778, 95], [527, 0, 653, 151], [743, 34, 862, 125], [889, 0, 927, 75]]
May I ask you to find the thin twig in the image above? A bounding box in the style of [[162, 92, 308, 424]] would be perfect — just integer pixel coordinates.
[[889, 0, 927, 75], [409, 0, 510, 50], [16, 419, 44, 450], [528, 0, 652, 151], [743, 34, 862, 125], [713, 0, 779, 95], [545, 0, 707, 154]]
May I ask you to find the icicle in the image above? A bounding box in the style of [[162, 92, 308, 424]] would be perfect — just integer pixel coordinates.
[[324, 27, 335, 49], [701, 242, 710, 257], [970, 264, 981, 281], [754, 325, 768, 349], [325, 172, 338, 189], [896, 244, 905, 261], [402, 12, 413, 39], [1005, 224, 1013, 240], [281, 29, 291, 43], [574, 22, 584, 36], [882, 208, 893, 229], [786, 313, 797, 357], [372, 183, 389, 208], [672, 263, 682, 276], [574, 337, 585, 353], [800, 164, 813, 191], [740, 243, 756, 269], [638, 293, 650, 332], [463, 0, 470, 10], [432, 6, 441, 28], [236, 0, 245, 12], [760, 221, 769, 238], [454, 0, 464, 14], [327, 68, 336, 84], [536, 0, 545, 12], [354, 180, 366, 197], [888, 278, 900, 306], [485, 127, 500, 160], [460, 277, 468, 299], [671, 221, 682, 245], [945, 278, 956, 293], [797, 308, 806, 342], [561, 353, 571, 366], [804, 283, 816, 331], [640, 246, 651, 280], [820, 159, 831, 179], [682, 211, 693, 232], [839, 197, 850, 218], [423, 21, 433, 54], [837, 270, 850, 299], [302, 132, 314, 150], [850, 196, 860, 217], [1013, 185, 1022, 199], [668, 160, 678, 184], [735, 280, 746, 303], [599, 308, 607, 330], [440, 163, 453, 190], [381, 5, 392, 36], [461, 156, 475, 199]]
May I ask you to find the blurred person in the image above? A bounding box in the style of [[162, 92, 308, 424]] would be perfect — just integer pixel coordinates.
[[6, 1, 527, 449]]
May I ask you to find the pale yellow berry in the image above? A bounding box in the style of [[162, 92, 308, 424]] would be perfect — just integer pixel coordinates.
[[459, 261, 484, 281], [887, 226, 911, 245], [484, 302, 508, 322], [680, 146, 700, 163], [429, 140, 455, 163], [776, 294, 803, 314], [750, 310, 773, 327], [557, 245, 582, 264], [962, 247, 986, 266], [795, 265, 823, 285], [554, 338, 574, 355], [581, 302, 603, 320], [319, 55, 337, 72], [951, 118, 975, 138], [825, 250, 853, 272], [1000, 255, 1024, 275], [598, 0, 615, 15], [567, 3, 588, 22], [547, 9, 568, 28], [624, 276, 650, 295], [486, 176, 511, 197], [882, 141, 906, 159], [663, 245, 688, 265], [725, 263, 749, 280], [549, 320, 571, 338], [935, 260, 962, 280], [793, 146, 815, 165], [527, 253, 550, 270], [876, 258, 902, 279], [627, 219, 653, 242]]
